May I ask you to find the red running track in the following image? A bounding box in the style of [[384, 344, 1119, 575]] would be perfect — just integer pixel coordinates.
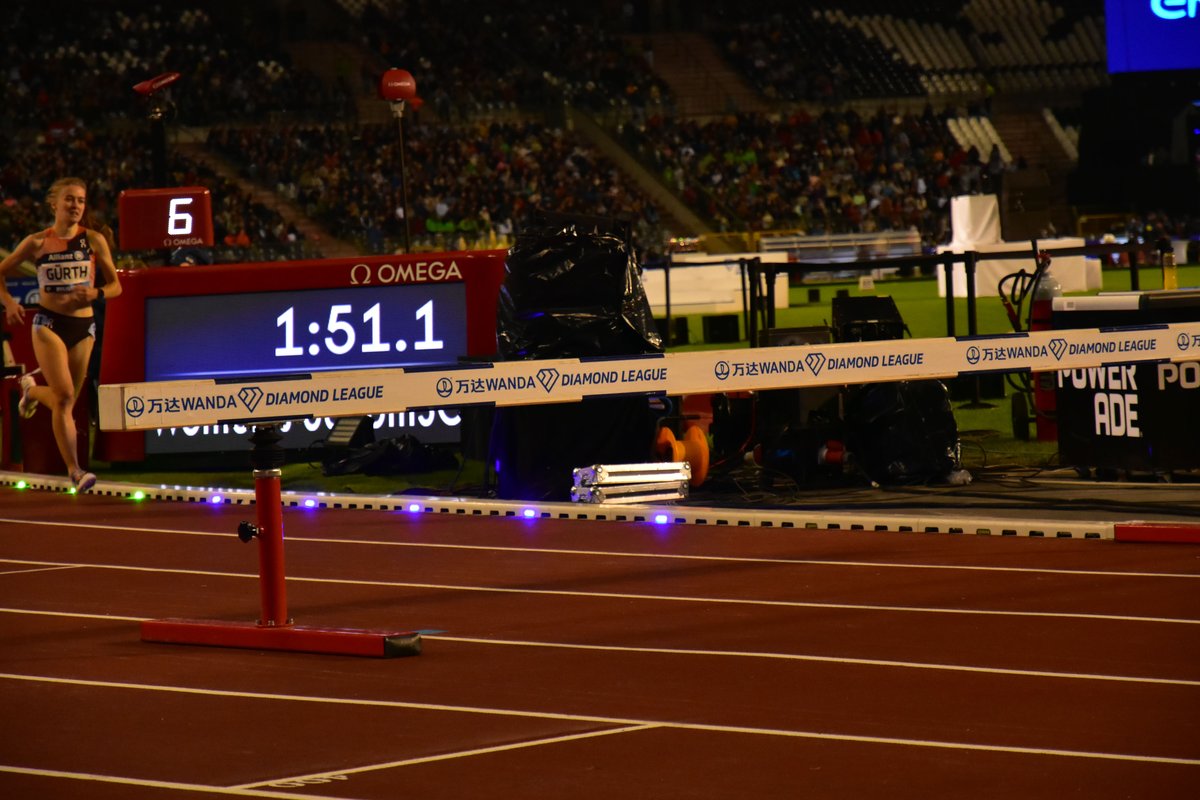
[[1, 487, 1199, 799]]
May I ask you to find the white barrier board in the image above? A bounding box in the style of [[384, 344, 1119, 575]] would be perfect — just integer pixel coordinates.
[[935, 238, 1100, 297], [99, 322, 1200, 432], [643, 253, 790, 315]]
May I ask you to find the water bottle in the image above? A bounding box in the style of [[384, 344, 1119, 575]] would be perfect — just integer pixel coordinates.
[[1162, 250, 1179, 291]]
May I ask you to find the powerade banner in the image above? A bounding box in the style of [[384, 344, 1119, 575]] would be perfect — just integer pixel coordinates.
[[1056, 361, 1200, 471], [1106, 0, 1200, 73]]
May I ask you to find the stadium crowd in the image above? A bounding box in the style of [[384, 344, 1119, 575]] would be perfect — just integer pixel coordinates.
[[2, 3, 351, 133], [356, 0, 672, 121], [206, 120, 667, 256], [620, 105, 998, 249], [1, 0, 1195, 268]]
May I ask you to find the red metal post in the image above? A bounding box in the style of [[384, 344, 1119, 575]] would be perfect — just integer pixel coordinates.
[[254, 468, 290, 627], [139, 423, 421, 657]]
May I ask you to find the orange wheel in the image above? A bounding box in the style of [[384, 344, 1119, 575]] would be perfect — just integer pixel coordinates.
[[656, 426, 685, 461], [683, 425, 709, 486], [655, 426, 709, 487]]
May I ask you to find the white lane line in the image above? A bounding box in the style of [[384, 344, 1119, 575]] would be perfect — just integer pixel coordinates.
[[0, 764, 359, 799], [0, 564, 81, 577], [421, 635, 1200, 687], [2, 517, 1196, 580], [3, 672, 1198, 767], [0, 606, 1194, 687], [0, 518, 198, 536], [2, 558, 1198, 626], [0, 607, 146, 622], [233, 725, 657, 790]]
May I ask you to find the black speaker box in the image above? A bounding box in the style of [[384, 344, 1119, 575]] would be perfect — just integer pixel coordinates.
[[702, 314, 740, 343], [831, 295, 906, 342], [948, 373, 1007, 401], [490, 397, 657, 501], [655, 317, 689, 345]]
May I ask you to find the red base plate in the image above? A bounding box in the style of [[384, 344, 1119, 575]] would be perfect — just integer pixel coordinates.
[[1114, 523, 1200, 544], [141, 619, 421, 658]]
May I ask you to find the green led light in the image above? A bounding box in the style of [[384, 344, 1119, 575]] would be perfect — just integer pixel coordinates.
[[15, 480, 27, 489], [131, 491, 146, 501]]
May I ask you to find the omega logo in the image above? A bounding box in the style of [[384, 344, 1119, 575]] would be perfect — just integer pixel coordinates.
[[349, 260, 463, 285]]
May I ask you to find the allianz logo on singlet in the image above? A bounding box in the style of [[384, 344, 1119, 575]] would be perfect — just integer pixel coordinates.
[[1151, 0, 1197, 19], [43, 250, 86, 262]]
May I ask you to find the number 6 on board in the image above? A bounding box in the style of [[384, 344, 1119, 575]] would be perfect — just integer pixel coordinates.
[[167, 197, 194, 235]]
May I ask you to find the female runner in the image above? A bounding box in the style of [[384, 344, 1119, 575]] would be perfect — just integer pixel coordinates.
[[1, 177, 121, 491]]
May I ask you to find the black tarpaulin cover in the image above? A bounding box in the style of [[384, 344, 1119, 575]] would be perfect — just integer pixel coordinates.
[[491, 216, 662, 500], [496, 218, 662, 360]]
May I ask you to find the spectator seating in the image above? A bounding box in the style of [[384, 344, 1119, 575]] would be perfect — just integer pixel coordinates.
[[7, 0, 1193, 272], [206, 120, 669, 257]]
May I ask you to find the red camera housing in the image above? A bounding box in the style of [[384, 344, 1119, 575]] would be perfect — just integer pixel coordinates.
[[379, 68, 423, 109], [133, 72, 181, 97]]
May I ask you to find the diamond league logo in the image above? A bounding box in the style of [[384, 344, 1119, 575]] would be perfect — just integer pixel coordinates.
[[238, 386, 264, 413], [125, 396, 145, 418], [805, 352, 826, 376], [1049, 338, 1067, 360], [536, 367, 560, 393]]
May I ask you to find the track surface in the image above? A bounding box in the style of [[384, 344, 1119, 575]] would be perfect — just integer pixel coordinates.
[[1, 488, 1199, 798]]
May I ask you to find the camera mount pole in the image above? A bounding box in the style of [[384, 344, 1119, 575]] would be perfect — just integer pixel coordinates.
[[390, 99, 411, 254]]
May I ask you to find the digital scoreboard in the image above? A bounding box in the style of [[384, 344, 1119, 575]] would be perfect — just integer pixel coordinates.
[[95, 251, 507, 459], [118, 187, 215, 250], [144, 283, 467, 379]]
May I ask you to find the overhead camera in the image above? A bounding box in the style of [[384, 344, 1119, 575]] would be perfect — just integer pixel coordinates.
[[133, 72, 181, 97], [378, 68, 423, 112], [133, 72, 181, 123]]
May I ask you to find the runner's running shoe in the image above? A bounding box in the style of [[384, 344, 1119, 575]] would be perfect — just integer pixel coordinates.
[[17, 369, 41, 418], [71, 470, 97, 493]]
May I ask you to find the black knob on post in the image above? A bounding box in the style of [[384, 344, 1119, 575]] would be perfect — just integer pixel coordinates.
[[237, 521, 259, 543]]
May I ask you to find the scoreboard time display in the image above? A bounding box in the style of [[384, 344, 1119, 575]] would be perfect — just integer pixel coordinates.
[[94, 250, 508, 461], [144, 283, 466, 379], [118, 187, 214, 250]]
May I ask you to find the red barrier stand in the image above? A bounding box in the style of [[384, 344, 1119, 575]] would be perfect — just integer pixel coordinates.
[[1113, 522, 1200, 545], [140, 425, 422, 657]]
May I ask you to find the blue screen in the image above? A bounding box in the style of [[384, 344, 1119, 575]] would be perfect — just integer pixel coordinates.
[[145, 283, 467, 380], [142, 282, 469, 452], [1106, 0, 1200, 73]]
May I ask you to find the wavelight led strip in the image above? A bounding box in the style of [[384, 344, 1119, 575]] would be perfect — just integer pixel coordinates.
[[1, 470, 1114, 539]]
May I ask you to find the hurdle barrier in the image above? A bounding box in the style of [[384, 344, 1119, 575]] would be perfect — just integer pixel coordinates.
[[98, 322, 1200, 433]]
